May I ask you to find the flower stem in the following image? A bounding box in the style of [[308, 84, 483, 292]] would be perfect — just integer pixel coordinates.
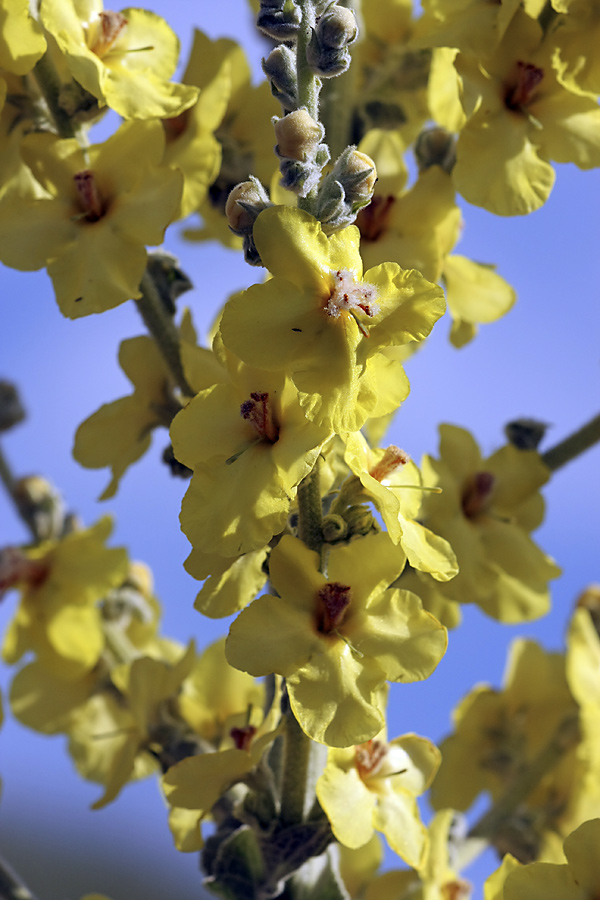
[[541, 412, 600, 472], [279, 692, 327, 826], [297, 460, 323, 554], [135, 269, 194, 399], [296, 0, 322, 212], [0, 443, 38, 543], [468, 711, 580, 841]]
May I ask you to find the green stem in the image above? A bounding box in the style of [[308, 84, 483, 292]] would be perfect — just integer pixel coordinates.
[[32, 53, 77, 140], [296, 460, 323, 554], [0, 853, 40, 900], [0, 444, 38, 543], [468, 712, 580, 841], [541, 413, 600, 472], [279, 696, 327, 826], [135, 270, 194, 399], [296, 0, 322, 212]]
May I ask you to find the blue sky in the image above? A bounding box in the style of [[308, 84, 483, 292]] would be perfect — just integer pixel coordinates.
[[1, 2, 599, 897]]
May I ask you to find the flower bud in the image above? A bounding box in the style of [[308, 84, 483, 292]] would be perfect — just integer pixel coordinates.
[[274, 109, 324, 162], [0, 381, 25, 432], [13, 475, 65, 541], [345, 504, 376, 536], [225, 177, 272, 236], [415, 127, 456, 174], [317, 5, 358, 50], [316, 146, 377, 232], [257, 0, 301, 40], [338, 149, 377, 204], [504, 418, 549, 451], [262, 45, 298, 111]]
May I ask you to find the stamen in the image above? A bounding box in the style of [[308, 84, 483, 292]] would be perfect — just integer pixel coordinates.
[[317, 581, 351, 633], [230, 724, 257, 752], [90, 11, 128, 58], [240, 392, 279, 443], [505, 61, 544, 111], [326, 269, 380, 323], [357, 195, 395, 242], [461, 471, 496, 519], [73, 170, 105, 222], [369, 445, 410, 482], [355, 739, 387, 778]]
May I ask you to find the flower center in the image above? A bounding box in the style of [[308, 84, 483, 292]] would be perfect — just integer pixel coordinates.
[[461, 471, 496, 519], [505, 61, 544, 112], [355, 739, 387, 779], [89, 11, 128, 58], [357, 195, 395, 242], [163, 109, 192, 143], [0, 547, 49, 599], [369, 445, 410, 482], [317, 581, 352, 633], [74, 170, 106, 222], [326, 269, 380, 333], [230, 724, 257, 752], [240, 392, 279, 444]]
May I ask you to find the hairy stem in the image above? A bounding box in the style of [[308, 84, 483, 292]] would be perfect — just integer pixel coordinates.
[[296, 0, 322, 212], [135, 270, 194, 399], [297, 460, 323, 554], [542, 412, 600, 472]]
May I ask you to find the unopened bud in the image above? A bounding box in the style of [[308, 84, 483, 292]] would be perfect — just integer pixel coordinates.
[[0, 381, 25, 432], [504, 418, 549, 451], [322, 513, 348, 543], [345, 504, 376, 536], [225, 177, 272, 236], [316, 146, 377, 231], [274, 109, 324, 162], [257, 0, 301, 40], [317, 5, 358, 50], [415, 127, 456, 174], [338, 149, 377, 204], [262, 45, 298, 111], [13, 476, 65, 541]]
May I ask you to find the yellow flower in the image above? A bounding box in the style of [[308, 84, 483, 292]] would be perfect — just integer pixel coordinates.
[[452, 9, 600, 215], [0, 120, 183, 317], [226, 533, 447, 747], [220, 206, 445, 432], [40, 0, 198, 119], [2, 517, 128, 679], [316, 730, 440, 867], [171, 361, 330, 557], [421, 425, 560, 621]]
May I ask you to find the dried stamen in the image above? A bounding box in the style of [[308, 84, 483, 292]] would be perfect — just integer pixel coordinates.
[[90, 11, 128, 57], [355, 739, 387, 779], [357, 195, 395, 242], [326, 269, 380, 323], [240, 391, 279, 444], [462, 471, 496, 519], [369, 445, 410, 482], [505, 61, 544, 111], [230, 724, 257, 752], [74, 170, 105, 222], [317, 581, 351, 633], [0, 547, 49, 599]]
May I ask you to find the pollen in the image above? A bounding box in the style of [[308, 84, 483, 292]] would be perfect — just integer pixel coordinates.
[[326, 269, 380, 321], [240, 391, 279, 443], [89, 11, 128, 58], [369, 445, 410, 482], [317, 581, 352, 634], [74, 170, 106, 222], [355, 739, 387, 779]]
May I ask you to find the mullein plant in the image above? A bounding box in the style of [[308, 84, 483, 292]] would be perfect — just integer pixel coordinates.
[[0, 1, 600, 899]]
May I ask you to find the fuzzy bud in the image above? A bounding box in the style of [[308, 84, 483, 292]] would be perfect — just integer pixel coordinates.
[[13, 476, 65, 541], [415, 127, 456, 174], [316, 146, 377, 232], [225, 177, 272, 236], [274, 109, 324, 162], [257, 0, 301, 40], [317, 5, 358, 49], [262, 45, 298, 111], [307, 4, 357, 78]]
